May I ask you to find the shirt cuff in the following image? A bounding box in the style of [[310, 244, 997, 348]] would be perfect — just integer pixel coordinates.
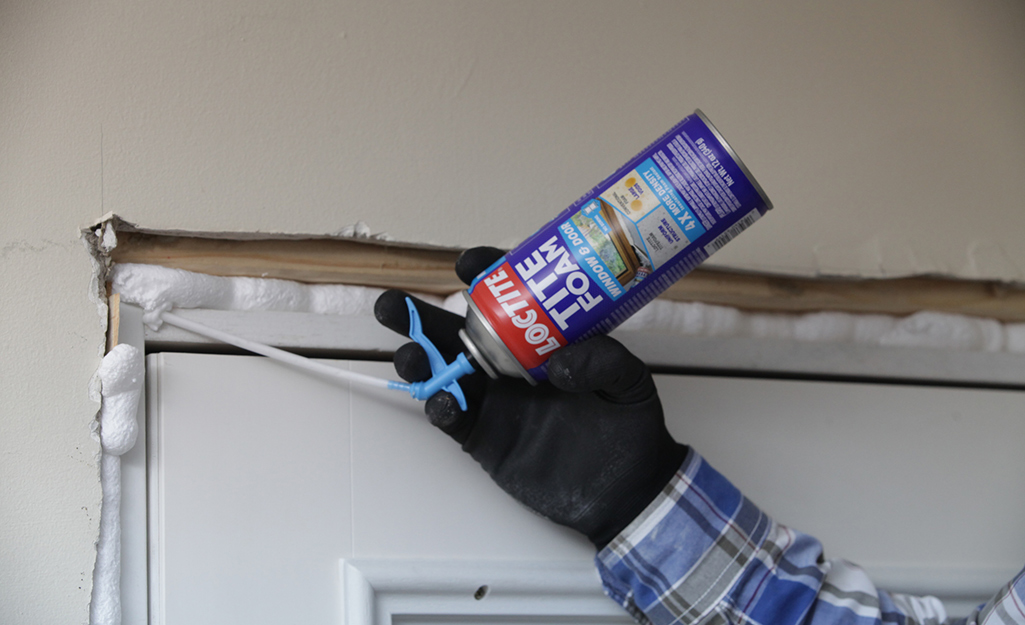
[[593, 448, 779, 625]]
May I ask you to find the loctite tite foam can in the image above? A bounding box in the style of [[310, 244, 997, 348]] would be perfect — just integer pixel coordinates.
[[460, 110, 772, 383]]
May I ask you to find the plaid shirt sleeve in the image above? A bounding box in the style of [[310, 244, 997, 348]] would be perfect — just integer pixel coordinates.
[[595, 448, 1025, 625]]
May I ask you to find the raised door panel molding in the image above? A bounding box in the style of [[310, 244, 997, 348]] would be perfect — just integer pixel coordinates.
[[339, 559, 631, 625], [338, 559, 1016, 625]]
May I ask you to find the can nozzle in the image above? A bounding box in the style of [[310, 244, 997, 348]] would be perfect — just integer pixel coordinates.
[[396, 297, 475, 410]]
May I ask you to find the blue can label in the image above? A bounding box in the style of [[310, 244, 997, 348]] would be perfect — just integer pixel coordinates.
[[468, 111, 771, 381]]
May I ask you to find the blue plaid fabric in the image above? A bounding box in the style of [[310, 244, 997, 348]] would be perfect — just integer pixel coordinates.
[[596, 449, 1025, 625]]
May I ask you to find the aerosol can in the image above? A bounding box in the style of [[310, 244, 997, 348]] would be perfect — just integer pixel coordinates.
[[456, 109, 772, 385]]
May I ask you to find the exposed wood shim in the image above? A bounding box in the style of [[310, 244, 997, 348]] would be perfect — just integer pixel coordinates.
[[657, 270, 1025, 322], [101, 218, 1025, 322], [111, 230, 462, 295], [107, 293, 121, 353]]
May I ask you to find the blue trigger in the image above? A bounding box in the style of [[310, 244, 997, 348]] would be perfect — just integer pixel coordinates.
[[403, 297, 475, 411]]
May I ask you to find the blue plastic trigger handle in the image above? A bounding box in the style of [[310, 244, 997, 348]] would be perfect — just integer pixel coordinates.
[[403, 297, 475, 411]]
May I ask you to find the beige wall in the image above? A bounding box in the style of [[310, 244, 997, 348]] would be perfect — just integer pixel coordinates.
[[2, 1, 1022, 622]]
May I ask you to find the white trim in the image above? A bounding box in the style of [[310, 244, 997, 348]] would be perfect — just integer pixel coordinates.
[[620, 331, 1025, 387], [113, 303, 149, 625], [339, 559, 630, 625], [143, 308, 1025, 387], [144, 352, 165, 625], [143, 309, 405, 356]]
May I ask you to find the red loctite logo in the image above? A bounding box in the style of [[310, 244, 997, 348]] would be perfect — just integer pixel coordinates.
[[471, 261, 566, 370]]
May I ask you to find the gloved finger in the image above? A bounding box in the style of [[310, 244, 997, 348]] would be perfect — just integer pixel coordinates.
[[391, 316, 487, 441], [393, 342, 433, 383], [422, 359, 491, 443], [455, 246, 507, 286], [374, 289, 466, 357], [546, 335, 656, 405], [424, 390, 477, 444]]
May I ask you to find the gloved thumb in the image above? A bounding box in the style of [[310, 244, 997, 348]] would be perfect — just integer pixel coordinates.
[[546, 335, 655, 405], [455, 246, 506, 286]]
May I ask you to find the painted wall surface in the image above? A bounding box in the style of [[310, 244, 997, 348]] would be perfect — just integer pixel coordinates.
[[1, 1, 1022, 622]]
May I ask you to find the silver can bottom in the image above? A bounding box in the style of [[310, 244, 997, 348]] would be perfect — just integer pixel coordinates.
[[460, 291, 537, 385]]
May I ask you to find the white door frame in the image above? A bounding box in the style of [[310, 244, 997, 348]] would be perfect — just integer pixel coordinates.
[[117, 302, 1025, 623]]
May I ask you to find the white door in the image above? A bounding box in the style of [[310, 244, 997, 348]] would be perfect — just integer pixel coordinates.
[[146, 352, 1025, 623]]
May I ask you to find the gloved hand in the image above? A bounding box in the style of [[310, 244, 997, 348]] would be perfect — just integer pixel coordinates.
[[375, 246, 688, 548]]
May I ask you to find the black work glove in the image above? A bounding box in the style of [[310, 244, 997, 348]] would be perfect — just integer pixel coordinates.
[[375, 246, 688, 549]]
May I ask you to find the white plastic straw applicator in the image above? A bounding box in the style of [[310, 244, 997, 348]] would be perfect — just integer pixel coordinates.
[[160, 310, 406, 391], [159, 298, 475, 407]]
